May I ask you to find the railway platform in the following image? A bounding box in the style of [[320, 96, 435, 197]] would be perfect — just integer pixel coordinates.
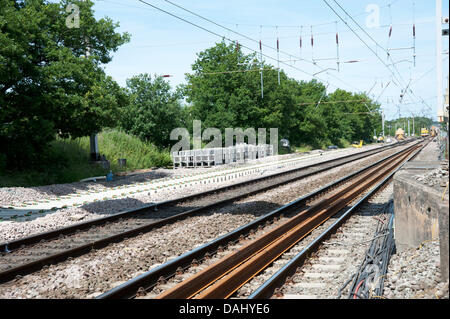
[[393, 140, 449, 281]]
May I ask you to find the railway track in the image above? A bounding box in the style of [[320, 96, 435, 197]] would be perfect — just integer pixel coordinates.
[[96, 140, 425, 299], [246, 188, 395, 299], [0, 142, 412, 284]]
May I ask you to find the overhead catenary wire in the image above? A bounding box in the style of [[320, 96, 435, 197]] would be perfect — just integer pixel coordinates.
[[412, 0, 416, 66], [329, 0, 407, 86], [259, 26, 264, 98], [311, 26, 315, 63], [387, 4, 393, 59], [206, 0, 398, 30], [315, 83, 330, 109], [162, 0, 324, 69], [299, 26, 303, 61], [119, 0, 435, 117], [322, 0, 403, 87], [277, 27, 280, 85], [200, 68, 277, 75], [100, 0, 436, 41], [135, 0, 315, 81], [334, 1, 427, 112], [323, 0, 427, 118], [138, 0, 361, 93], [298, 99, 368, 106], [411, 56, 449, 85], [335, 21, 340, 71], [161, 0, 363, 92]]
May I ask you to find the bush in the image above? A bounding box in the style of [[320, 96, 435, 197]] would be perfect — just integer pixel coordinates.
[[74, 129, 172, 171], [0, 129, 172, 187]]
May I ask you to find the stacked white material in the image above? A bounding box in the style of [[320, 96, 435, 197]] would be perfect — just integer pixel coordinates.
[[172, 143, 274, 168]]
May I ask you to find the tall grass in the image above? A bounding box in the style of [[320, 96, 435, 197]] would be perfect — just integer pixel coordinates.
[[0, 129, 172, 187], [74, 129, 172, 171]]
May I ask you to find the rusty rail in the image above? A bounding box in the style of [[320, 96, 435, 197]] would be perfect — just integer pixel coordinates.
[[97, 141, 423, 299], [155, 143, 422, 299], [0, 144, 412, 285], [1, 141, 409, 255], [249, 141, 426, 299]]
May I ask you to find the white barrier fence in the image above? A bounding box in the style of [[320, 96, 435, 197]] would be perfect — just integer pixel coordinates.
[[172, 143, 274, 168]]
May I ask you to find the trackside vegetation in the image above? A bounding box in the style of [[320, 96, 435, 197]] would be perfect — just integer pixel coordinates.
[[0, 1, 432, 187], [0, 130, 171, 187]]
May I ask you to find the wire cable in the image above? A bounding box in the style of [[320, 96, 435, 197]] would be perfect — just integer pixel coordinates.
[[331, 0, 430, 112], [323, 0, 427, 119], [161, 0, 361, 92], [136, 0, 358, 92]]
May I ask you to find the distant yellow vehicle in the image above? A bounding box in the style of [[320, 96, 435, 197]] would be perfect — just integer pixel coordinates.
[[420, 128, 429, 137], [352, 140, 363, 148], [395, 128, 405, 141], [430, 126, 437, 137]]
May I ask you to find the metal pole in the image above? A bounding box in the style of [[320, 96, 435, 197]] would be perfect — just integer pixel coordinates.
[[382, 109, 385, 138], [335, 22, 340, 72], [277, 37, 280, 85], [436, 0, 444, 122], [260, 40, 264, 99], [84, 0, 99, 161], [408, 118, 410, 137]]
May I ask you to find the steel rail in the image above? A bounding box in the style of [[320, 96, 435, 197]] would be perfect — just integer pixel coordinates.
[[248, 142, 426, 299], [0, 143, 412, 285], [96, 141, 422, 299], [155, 143, 421, 299], [0, 142, 413, 284], [0, 141, 408, 254]]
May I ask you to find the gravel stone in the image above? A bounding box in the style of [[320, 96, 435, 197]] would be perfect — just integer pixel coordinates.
[[383, 240, 449, 299]]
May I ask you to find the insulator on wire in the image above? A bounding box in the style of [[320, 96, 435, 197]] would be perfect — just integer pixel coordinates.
[[413, 24, 416, 67], [310, 26, 315, 64], [387, 25, 393, 59], [258, 39, 264, 98], [336, 32, 340, 71], [298, 35, 302, 60], [275, 37, 280, 85]]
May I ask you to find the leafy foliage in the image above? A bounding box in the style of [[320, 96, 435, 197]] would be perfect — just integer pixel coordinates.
[[385, 117, 435, 136], [0, 0, 130, 168], [0, 129, 171, 187], [182, 41, 385, 148], [120, 74, 183, 149]]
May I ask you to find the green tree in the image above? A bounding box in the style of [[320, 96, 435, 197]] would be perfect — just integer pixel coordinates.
[[0, 0, 129, 168], [290, 80, 329, 148], [184, 41, 296, 144], [121, 73, 183, 148], [183, 41, 384, 150], [327, 90, 381, 143], [385, 116, 433, 136]]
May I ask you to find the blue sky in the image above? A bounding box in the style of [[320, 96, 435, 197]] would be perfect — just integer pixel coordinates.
[[88, 0, 449, 120]]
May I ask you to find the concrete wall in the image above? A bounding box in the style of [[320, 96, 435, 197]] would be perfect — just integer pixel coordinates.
[[393, 163, 449, 281]]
